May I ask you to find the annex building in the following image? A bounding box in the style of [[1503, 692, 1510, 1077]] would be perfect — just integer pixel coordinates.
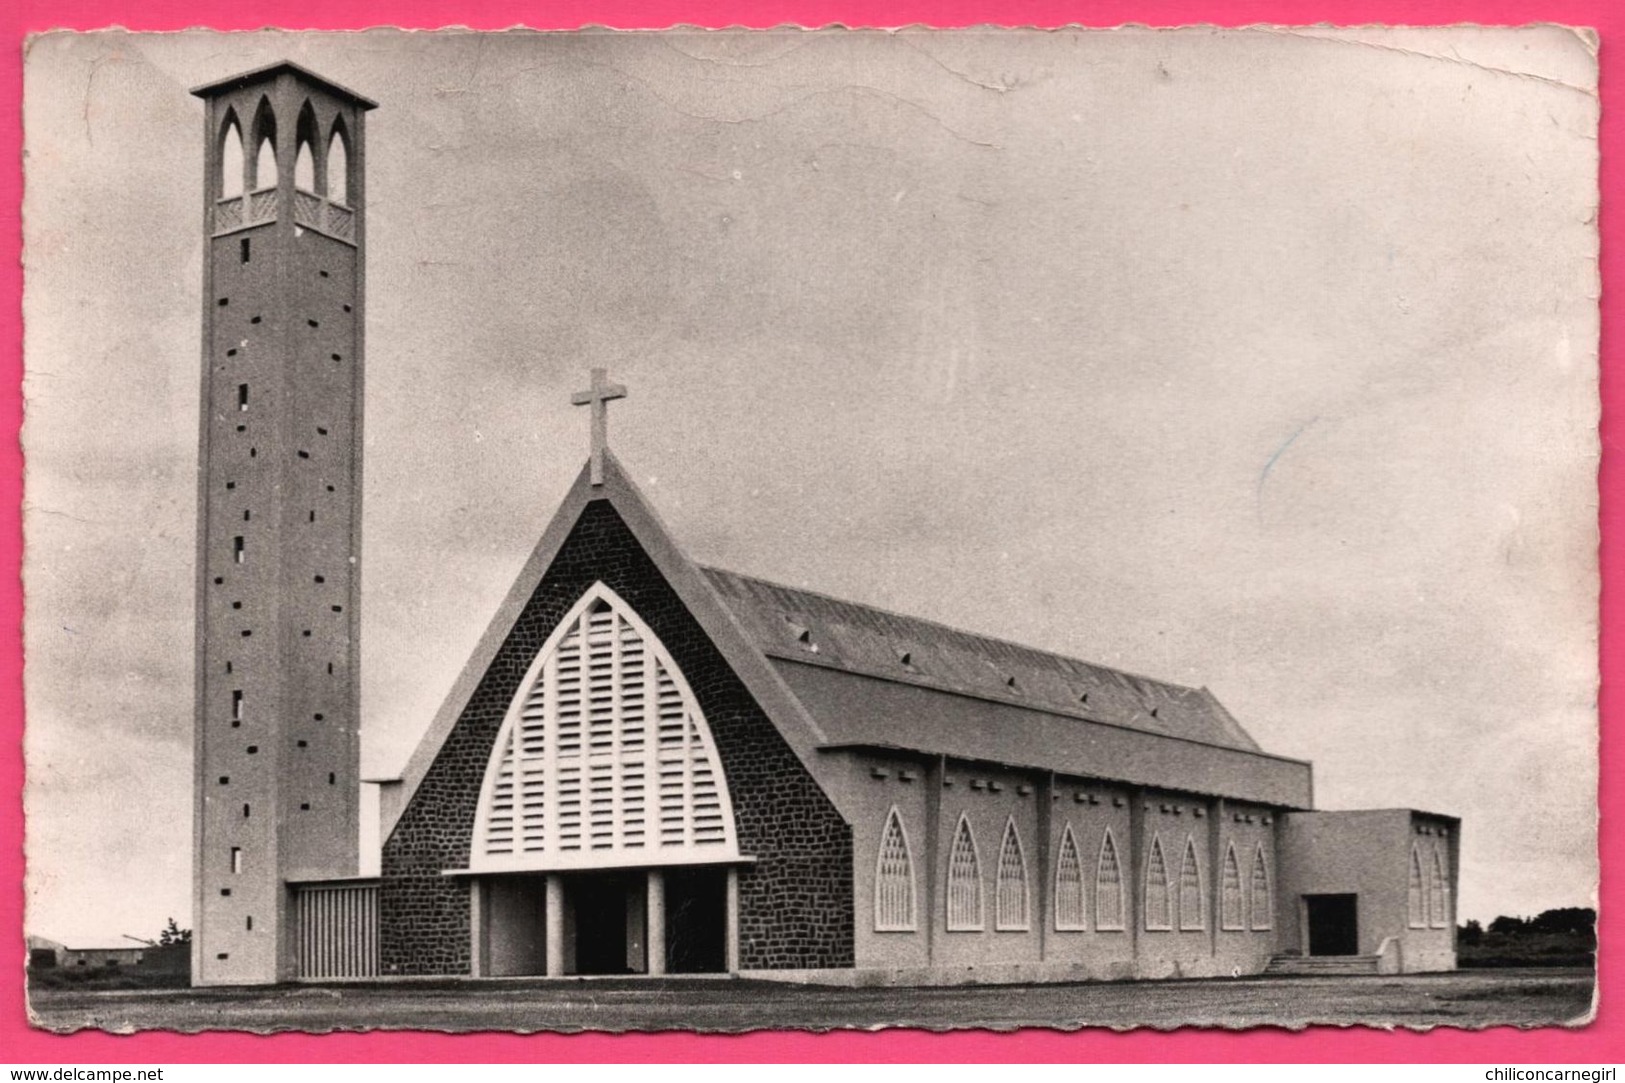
[[189, 62, 1460, 988]]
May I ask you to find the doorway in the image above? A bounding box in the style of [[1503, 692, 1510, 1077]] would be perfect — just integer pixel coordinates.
[[565, 871, 646, 975], [666, 866, 728, 973], [1304, 893, 1360, 956]]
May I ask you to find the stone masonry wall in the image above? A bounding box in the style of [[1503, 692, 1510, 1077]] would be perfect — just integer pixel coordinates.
[[378, 501, 855, 974]]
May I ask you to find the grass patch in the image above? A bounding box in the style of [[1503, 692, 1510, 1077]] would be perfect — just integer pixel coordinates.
[[27, 967, 191, 993], [1458, 930, 1595, 970]]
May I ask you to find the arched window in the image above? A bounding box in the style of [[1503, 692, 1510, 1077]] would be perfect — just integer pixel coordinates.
[[1054, 825, 1086, 931], [1096, 829, 1126, 931], [251, 98, 277, 191], [1408, 845, 1427, 928], [1250, 843, 1274, 930], [219, 114, 244, 199], [470, 582, 739, 871], [295, 141, 316, 191], [1429, 845, 1450, 928], [946, 814, 982, 931], [294, 102, 319, 193], [327, 121, 350, 205], [1178, 836, 1205, 931], [1220, 843, 1244, 930], [995, 818, 1030, 931], [874, 807, 916, 932], [1144, 834, 1172, 931]]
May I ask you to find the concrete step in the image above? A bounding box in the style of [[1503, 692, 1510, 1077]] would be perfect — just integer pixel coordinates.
[[1263, 954, 1382, 976]]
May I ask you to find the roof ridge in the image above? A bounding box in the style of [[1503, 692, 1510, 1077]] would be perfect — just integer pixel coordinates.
[[697, 564, 1206, 698]]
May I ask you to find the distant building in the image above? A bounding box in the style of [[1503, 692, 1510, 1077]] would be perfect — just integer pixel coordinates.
[[27, 936, 185, 973], [189, 62, 1460, 988]]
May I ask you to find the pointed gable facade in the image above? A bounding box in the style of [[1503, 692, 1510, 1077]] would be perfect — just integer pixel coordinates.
[[378, 456, 853, 975]]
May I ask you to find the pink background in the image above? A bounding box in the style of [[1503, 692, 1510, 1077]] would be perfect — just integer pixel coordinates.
[[0, 0, 1614, 1063]]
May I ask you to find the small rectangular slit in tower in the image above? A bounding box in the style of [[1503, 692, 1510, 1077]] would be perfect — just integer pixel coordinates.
[[229, 847, 242, 874], [238, 384, 248, 411], [233, 536, 244, 563], [232, 690, 242, 721]]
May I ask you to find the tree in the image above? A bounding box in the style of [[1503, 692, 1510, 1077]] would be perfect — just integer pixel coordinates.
[[1530, 907, 1595, 936], [1459, 919, 1483, 945], [157, 917, 192, 946]]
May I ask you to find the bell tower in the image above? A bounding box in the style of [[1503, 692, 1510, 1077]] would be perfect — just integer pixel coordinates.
[[190, 63, 376, 985]]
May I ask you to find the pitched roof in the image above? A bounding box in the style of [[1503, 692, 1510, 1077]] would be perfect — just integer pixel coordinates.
[[190, 61, 379, 109], [700, 566, 1263, 753]]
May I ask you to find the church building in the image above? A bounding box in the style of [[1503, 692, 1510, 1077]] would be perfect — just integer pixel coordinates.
[[189, 62, 1459, 988]]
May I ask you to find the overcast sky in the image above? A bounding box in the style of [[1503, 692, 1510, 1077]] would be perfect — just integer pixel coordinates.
[[22, 27, 1598, 942]]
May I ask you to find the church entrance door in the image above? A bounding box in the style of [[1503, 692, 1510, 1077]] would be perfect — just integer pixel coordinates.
[[565, 871, 646, 975], [665, 867, 728, 974], [1304, 893, 1360, 956]]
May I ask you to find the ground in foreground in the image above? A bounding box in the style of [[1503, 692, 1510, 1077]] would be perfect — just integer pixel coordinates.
[[28, 967, 1593, 1034]]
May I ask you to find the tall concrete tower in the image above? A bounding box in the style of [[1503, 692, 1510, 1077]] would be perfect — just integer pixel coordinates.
[[190, 63, 375, 985]]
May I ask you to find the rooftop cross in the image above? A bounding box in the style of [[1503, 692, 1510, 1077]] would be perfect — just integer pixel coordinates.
[[571, 368, 628, 486]]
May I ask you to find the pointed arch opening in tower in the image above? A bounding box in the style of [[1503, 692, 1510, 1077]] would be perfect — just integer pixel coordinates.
[[327, 119, 351, 206], [1054, 825, 1086, 931], [219, 113, 244, 199], [1144, 834, 1172, 931], [874, 807, 916, 932], [251, 98, 278, 191], [469, 582, 740, 873], [1095, 829, 1126, 930], [1220, 842, 1244, 930], [946, 814, 983, 931], [1178, 836, 1205, 931], [294, 102, 319, 193]]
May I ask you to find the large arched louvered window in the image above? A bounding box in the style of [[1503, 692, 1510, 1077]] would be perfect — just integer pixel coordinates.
[[1178, 837, 1205, 931], [1054, 826, 1086, 931], [1408, 846, 1427, 928], [995, 818, 1030, 931], [1144, 835, 1172, 931], [1429, 845, 1450, 928], [874, 807, 916, 932], [946, 814, 982, 931], [1096, 829, 1126, 931], [1249, 843, 1273, 931], [219, 115, 244, 199], [469, 582, 739, 872], [1220, 843, 1244, 930]]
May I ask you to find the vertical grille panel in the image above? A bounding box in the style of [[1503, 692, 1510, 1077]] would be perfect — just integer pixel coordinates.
[[295, 882, 378, 980]]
